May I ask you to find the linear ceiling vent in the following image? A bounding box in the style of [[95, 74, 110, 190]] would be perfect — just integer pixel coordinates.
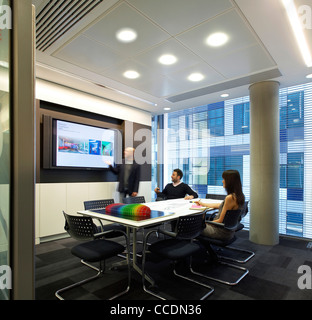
[[36, 0, 103, 52]]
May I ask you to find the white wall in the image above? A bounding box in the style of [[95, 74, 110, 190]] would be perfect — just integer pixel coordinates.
[[35, 80, 152, 243], [36, 79, 152, 126], [35, 181, 152, 243]]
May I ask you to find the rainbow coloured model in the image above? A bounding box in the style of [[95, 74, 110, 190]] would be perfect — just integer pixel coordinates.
[[105, 203, 151, 217]]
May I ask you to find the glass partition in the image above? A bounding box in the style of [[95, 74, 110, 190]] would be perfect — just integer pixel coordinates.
[[0, 0, 11, 300]]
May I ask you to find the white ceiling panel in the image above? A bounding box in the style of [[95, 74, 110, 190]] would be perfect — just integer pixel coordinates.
[[176, 9, 259, 62], [127, 0, 233, 35], [33, 0, 312, 115], [132, 39, 204, 75], [83, 2, 170, 57], [209, 43, 276, 78], [102, 59, 164, 87], [53, 35, 125, 74], [135, 75, 186, 97], [166, 63, 226, 91]]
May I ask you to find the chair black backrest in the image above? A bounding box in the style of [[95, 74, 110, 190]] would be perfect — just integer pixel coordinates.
[[123, 196, 145, 204], [63, 211, 97, 241], [240, 201, 249, 219], [206, 194, 226, 200], [84, 199, 114, 210], [222, 210, 242, 231], [175, 212, 206, 240]]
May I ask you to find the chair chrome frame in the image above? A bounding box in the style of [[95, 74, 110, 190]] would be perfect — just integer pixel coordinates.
[[215, 201, 255, 264], [141, 212, 214, 300], [190, 254, 249, 286], [55, 212, 131, 300], [191, 210, 249, 286], [213, 244, 255, 264], [229, 201, 255, 263]]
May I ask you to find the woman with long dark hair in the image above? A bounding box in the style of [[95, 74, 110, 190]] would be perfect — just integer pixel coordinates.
[[196, 170, 245, 240]]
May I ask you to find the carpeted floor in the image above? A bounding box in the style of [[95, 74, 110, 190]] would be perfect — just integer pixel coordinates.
[[35, 230, 312, 300]]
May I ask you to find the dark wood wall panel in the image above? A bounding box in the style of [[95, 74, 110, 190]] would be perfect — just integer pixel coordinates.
[[36, 100, 151, 183]]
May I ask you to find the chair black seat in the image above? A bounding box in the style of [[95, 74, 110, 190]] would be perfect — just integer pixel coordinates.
[[142, 211, 214, 300], [198, 234, 236, 248], [149, 238, 201, 260], [72, 239, 125, 263], [96, 223, 127, 238], [191, 210, 249, 285], [56, 211, 131, 300]]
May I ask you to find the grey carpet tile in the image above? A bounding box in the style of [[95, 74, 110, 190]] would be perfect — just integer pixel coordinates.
[[35, 231, 312, 300]]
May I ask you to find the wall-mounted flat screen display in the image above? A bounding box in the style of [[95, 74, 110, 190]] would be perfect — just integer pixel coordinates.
[[52, 119, 117, 169]]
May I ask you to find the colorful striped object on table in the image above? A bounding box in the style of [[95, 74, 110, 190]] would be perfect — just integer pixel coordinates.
[[105, 203, 151, 216]]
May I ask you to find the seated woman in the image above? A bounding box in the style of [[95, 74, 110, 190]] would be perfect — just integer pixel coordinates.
[[196, 170, 245, 241]]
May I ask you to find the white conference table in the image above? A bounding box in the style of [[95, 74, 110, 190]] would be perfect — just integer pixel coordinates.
[[78, 198, 222, 285]]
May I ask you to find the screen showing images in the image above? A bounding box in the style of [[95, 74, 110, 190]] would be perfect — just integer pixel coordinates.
[[54, 119, 116, 169]]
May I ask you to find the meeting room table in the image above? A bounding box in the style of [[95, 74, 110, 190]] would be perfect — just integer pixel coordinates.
[[77, 197, 222, 285]]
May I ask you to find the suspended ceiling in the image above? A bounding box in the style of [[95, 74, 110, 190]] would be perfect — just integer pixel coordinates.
[[32, 0, 312, 115]]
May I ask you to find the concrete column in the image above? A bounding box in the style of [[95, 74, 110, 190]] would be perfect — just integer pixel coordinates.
[[249, 81, 280, 245]]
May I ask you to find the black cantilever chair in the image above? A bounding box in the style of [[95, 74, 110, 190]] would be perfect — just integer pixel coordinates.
[[204, 194, 225, 221], [205, 194, 226, 200], [84, 199, 127, 238], [141, 211, 214, 300], [223, 201, 255, 263], [204, 201, 255, 264], [192, 209, 249, 286], [55, 211, 131, 300], [122, 196, 145, 204]]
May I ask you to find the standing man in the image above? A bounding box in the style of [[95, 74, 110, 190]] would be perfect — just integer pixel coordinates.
[[154, 168, 198, 200], [107, 147, 141, 201]]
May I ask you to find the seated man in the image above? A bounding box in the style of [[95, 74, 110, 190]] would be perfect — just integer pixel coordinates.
[[154, 168, 198, 200]]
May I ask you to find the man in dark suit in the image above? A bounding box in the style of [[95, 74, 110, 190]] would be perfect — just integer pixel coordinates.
[[107, 147, 141, 200]]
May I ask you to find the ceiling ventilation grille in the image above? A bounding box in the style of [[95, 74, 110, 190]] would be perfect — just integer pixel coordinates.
[[36, 0, 103, 52]]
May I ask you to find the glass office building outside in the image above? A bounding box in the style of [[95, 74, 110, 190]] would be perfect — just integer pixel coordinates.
[[152, 81, 312, 239]]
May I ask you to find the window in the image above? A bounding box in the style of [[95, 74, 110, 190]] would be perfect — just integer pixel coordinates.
[[208, 156, 243, 186], [287, 153, 304, 190], [208, 104, 224, 137], [286, 212, 303, 237], [151, 115, 164, 201], [233, 102, 250, 135], [287, 92, 304, 128], [153, 82, 312, 239], [208, 157, 224, 186], [280, 91, 304, 141]]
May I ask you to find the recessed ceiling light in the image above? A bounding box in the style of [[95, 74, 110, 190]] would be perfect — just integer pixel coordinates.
[[306, 74, 312, 79], [158, 54, 177, 65], [188, 73, 204, 82], [206, 32, 229, 47], [221, 93, 229, 98], [123, 70, 140, 79], [116, 28, 137, 43], [164, 107, 171, 111]]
